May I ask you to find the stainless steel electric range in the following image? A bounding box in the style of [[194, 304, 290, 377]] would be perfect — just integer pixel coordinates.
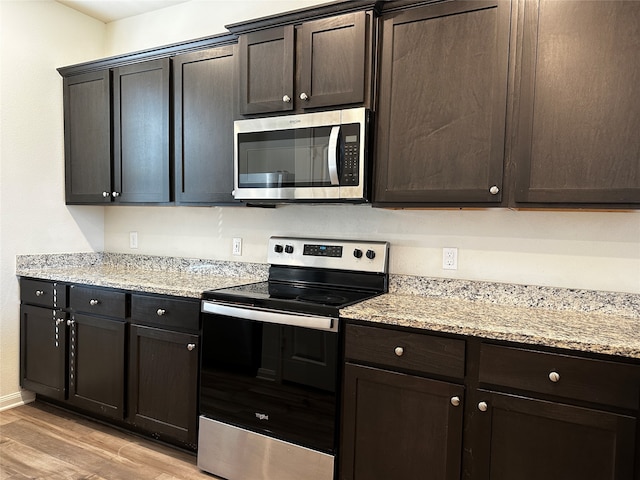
[[197, 236, 389, 480]]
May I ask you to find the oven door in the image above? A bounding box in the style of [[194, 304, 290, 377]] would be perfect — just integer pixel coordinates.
[[199, 304, 339, 454], [233, 107, 367, 202]]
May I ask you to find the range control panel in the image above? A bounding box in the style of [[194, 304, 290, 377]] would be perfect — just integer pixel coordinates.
[[268, 237, 389, 273]]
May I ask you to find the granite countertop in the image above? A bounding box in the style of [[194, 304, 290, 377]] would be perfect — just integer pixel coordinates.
[[16, 253, 640, 359], [341, 277, 640, 360], [16, 252, 267, 298]]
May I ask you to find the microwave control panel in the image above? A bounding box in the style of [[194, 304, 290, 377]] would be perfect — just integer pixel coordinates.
[[341, 123, 360, 186]]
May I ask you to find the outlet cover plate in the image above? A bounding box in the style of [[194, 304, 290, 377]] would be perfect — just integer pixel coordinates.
[[443, 247, 458, 270]]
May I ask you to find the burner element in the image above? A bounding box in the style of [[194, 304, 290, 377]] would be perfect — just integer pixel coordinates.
[[297, 293, 349, 306]]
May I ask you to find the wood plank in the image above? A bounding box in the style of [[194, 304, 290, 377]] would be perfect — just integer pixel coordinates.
[[0, 402, 219, 480]]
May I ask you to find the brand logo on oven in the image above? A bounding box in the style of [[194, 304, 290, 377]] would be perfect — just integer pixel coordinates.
[[255, 412, 269, 421]]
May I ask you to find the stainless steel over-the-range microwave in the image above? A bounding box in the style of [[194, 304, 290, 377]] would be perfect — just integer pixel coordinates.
[[233, 107, 370, 203]]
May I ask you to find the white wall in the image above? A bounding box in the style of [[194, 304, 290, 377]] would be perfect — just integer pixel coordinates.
[[105, 206, 640, 294], [0, 0, 106, 409], [105, 0, 330, 55], [102, 0, 640, 295]]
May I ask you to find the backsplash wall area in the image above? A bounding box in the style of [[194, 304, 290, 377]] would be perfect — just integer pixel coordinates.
[[103, 205, 640, 294]]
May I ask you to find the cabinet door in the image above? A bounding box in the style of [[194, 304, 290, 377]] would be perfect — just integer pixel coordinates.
[[374, 0, 511, 205], [20, 305, 67, 400], [298, 11, 367, 109], [238, 26, 294, 114], [174, 46, 238, 204], [514, 0, 640, 205], [470, 390, 636, 480], [113, 58, 171, 203], [340, 363, 464, 480], [63, 70, 112, 204], [128, 325, 199, 447], [67, 314, 126, 420]]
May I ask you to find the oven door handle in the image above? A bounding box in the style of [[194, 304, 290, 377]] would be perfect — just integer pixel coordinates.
[[201, 301, 338, 332], [328, 125, 340, 186]]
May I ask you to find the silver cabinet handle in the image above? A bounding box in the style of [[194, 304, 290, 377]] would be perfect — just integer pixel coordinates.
[[102, 191, 110, 198], [187, 343, 196, 351], [478, 401, 488, 412], [328, 126, 340, 186], [156, 308, 166, 316], [89, 299, 99, 306], [67, 319, 75, 326], [549, 371, 561, 383], [35, 290, 44, 296], [450, 396, 461, 407], [282, 95, 291, 103], [394, 346, 404, 357], [55, 318, 65, 326], [489, 185, 500, 195], [112, 191, 120, 198], [299, 92, 309, 101]]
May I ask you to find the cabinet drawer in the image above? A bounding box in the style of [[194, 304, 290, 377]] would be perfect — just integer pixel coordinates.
[[479, 343, 640, 410], [20, 279, 66, 308], [70, 285, 127, 319], [131, 294, 199, 333], [345, 323, 465, 379]]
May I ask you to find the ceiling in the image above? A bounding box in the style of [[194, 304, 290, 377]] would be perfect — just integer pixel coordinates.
[[56, 0, 191, 23]]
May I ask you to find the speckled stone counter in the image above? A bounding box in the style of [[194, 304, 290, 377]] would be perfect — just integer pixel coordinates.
[[341, 275, 640, 360], [17, 253, 640, 359], [16, 252, 267, 298]]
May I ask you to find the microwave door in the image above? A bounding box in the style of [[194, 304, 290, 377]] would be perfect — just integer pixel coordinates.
[[327, 126, 340, 186]]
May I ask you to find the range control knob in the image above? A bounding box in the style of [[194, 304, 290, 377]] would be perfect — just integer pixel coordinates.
[[366, 249, 376, 260], [274, 244, 284, 253], [353, 248, 363, 259], [285, 245, 294, 254]]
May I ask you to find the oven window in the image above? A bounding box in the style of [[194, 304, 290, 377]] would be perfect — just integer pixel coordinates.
[[237, 127, 333, 188], [200, 314, 338, 453]]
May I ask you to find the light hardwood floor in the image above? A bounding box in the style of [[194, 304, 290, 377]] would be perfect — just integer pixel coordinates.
[[0, 401, 220, 480]]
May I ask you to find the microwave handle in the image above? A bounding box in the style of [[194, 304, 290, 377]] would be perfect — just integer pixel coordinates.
[[328, 126, 340, 185]]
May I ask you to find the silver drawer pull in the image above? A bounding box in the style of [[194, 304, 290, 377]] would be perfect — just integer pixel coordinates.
[[548, 371, 560, 383], [450, 396, 461, 407], [394, 346, 404, 357], [187, 343, 196, 351], [478, 401, 488, 412], [157, 308, 166, 316], [35, 290, 44, 296], [89, 299, 99, 306]]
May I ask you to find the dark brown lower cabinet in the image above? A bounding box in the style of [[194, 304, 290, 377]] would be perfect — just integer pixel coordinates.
[[67, 313, 126, 420], [341, 323, 640, 480], [340, 363, 464, 480], [20, 304, 67, 400], [470, 391, 637, 480], [128, 324, 199, 447]]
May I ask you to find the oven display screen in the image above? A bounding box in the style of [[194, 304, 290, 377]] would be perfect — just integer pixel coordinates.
[[303, 244, 343, 257]]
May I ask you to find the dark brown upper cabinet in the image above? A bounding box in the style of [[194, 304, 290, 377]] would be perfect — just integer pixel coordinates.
[[374, 0, 512, 206], [173, 46, 238, 204], [238, 26, 294, 115], [513, 0, 640, 206], [113, 58, 171, 203], [63, 70, 112, 204], [237, 11, 370, 115]]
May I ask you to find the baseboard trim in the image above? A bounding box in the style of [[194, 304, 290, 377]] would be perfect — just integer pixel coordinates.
[[0, 390, 35, 412]]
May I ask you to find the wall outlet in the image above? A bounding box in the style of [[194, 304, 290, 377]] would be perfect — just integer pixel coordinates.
[[442, 247, 458, 270], [232, 237, 242, 256], [129, 231, 138, 249]]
